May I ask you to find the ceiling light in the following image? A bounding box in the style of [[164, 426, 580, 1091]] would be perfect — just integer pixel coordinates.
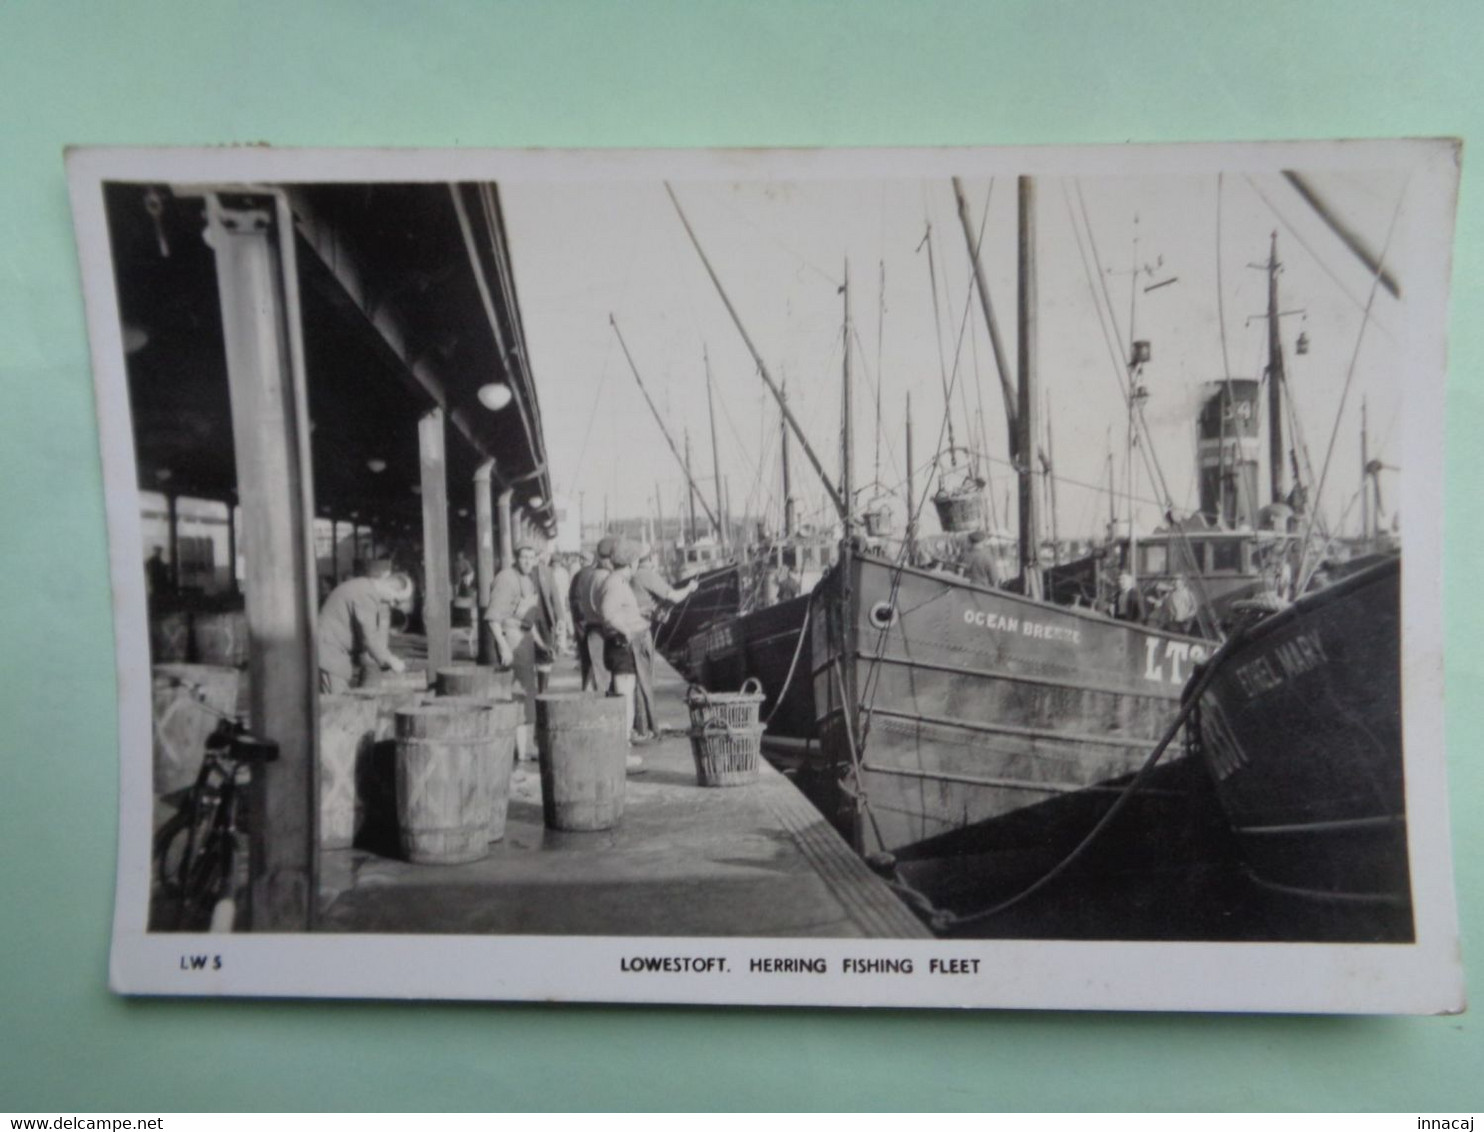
[[367, 458, 387, 474], [477, 383, 513, 411]]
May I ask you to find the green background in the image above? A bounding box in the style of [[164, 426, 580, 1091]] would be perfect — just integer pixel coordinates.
[[1, 0, 1477, 1111]]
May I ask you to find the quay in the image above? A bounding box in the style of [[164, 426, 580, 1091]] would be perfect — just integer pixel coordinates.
[[318, 653, 930, 939]]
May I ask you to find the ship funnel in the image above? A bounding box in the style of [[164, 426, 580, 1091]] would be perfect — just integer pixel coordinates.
[[1197, 379, 1262, 528]]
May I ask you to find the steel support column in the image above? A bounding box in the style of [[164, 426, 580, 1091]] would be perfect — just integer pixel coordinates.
[[497, 488, 514, 571], [203, 191, 318, 932], [474, 460, 497, 664], [419, 409, 453, 671]]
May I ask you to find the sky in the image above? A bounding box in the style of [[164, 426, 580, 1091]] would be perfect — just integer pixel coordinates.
[[501, 160, 1414, 543]]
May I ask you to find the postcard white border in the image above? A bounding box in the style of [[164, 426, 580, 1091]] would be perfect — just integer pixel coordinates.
[[68, 140, 1463, 1014]]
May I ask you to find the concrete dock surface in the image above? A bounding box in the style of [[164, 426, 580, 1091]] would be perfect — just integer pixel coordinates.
[[319, 649, 929, 939]]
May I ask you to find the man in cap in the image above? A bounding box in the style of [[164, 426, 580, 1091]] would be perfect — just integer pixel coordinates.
[[486, 544, 546, 734], [317, 559, 412, 693], [570, 537, 616, 693], [1112, 570, 1147, 623], [599, 538, 654, 759], [963, 529, 1000, 588], [629, 545, 698, 740]]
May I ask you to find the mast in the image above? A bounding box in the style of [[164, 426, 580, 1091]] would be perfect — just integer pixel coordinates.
[[722, 474, 731, 549], [781, 378, 795, 537], [1043, 397, 1060, 565], [905, 391, 916, 560], [874, 259, 884, 492], [1264, 231, 1287, 506], [684, 427, 698, 544], [704, 346, 726, 549], [654, 481, 666, 554], [952, 176, 1018, 455], [610, 314, 720, 533], [1017, 176, 1042, 599], [842, 259, 854, 542], [666, 183, 847, 520], [1361, 398, 1371, 542]]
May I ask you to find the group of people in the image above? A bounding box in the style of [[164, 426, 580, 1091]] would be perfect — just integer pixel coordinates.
[[312, 539, 698, 764], [569, 537, 697, 755], [1110, 570, 1198, 633]]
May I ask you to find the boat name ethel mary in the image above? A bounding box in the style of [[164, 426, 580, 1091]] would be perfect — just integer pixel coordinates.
[[1231, 630, 1329, 699]]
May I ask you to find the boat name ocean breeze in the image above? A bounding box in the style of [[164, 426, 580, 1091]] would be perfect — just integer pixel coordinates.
[[962, 609, 1081, 644], [962, 609, 1211, 684]]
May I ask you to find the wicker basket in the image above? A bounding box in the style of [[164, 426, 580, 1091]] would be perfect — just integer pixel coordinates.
[[685, 677, 764, 730], [688, 719, 763, 787], [862, 506, 893, 537], [933, 488, 982, 533]]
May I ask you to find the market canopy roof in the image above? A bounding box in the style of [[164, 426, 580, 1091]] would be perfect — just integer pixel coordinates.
[[106, 180, 554, 534]]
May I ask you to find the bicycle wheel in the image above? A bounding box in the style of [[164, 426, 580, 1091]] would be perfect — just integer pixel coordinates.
[[154, 809, 193, 898]]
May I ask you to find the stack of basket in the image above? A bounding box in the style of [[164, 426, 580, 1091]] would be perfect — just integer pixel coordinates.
[[685, 678, 766, 787]]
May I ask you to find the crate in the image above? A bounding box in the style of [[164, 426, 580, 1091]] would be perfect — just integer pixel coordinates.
[[685, 677, 764, 731], [688, 720, 763, 787]]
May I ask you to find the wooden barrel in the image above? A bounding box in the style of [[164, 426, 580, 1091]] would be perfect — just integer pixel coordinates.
[[430, 696, 522, 843], [535, 693, 628, 832], [318, 694, 379, 849], [486, 700, 524, 842], [375, 668, 431, 694], [192, 609, 249, 667], [347, 687, 427, 852], [435, 663, 514, 701], [149, 609, 192, 663], [395, 701, 494, 864], [151, 664, 241, 796]]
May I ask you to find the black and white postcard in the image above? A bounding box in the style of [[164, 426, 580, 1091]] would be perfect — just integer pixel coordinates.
[[69, 141, 1462, 1012]]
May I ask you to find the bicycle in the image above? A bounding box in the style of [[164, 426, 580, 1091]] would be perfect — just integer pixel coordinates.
[[154, 699, 278, 932]]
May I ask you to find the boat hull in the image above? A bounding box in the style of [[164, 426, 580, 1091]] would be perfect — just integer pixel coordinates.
[[652, 563, 742, 681], [814, 554, 1210, 858], [685, 592, 816, 741], [1194, 555, 1409, 910]]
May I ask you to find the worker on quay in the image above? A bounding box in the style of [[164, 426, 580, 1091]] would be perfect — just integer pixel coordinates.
[[1161, 573, 1199, 635], [486, 544, 549, 757], [571, 538, 616, 693], [775, 563, 801, 602], [629, 545, 699, 741], [1112, 571, 1147, 623], [550, 552, 574, 654], [317, 559, 412, 693], [145, 546, 172, 599], [530, 546, 566, 695], [963, 529, 1000, 588], [599, 539, 655, 761]]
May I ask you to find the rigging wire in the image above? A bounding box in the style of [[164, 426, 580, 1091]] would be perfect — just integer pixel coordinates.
[[687, 183, 842, 290], [1071, 180, 1221, 637], [1243, 173, 1398, 344], [1296, 182, 1408, 589], [930, 195, 980, 469], [919, 220, 959, 459]]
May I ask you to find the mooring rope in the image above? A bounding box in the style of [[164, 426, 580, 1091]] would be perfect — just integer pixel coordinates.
[[898, 622, 1250, 934]]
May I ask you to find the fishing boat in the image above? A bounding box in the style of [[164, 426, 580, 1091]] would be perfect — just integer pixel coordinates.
[[667, 176, 1219, 869], [1182, 225, 1411, 930], [812, 549, 1212, 857], [1190, 553, 1407, 915]]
